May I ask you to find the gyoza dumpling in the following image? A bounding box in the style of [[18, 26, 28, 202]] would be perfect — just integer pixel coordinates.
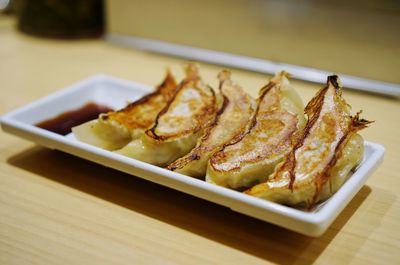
[[245, 75, 372, 208], [167, 70, 255, 178], [206, 72, 306, 189], [72, 71, 177, 150], [116, 64, 218, 166]]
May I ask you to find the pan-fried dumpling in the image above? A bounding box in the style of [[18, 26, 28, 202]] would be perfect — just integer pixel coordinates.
[[72, 71, 177, 150], [167, 70, 255, 178], [245, 76, 372, 208], [116, 64, 218, 166], [206, 72, 306, 189]]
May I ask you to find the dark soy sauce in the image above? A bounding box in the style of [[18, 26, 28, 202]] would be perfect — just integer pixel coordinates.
[[36, 102, 113, 135]]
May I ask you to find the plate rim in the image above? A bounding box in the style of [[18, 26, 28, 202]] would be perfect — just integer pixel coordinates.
[[0, 74, 385, 237]]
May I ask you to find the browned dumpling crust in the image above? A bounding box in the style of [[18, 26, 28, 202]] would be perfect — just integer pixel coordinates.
[[72, 71, 177, 150], [206, 72, 306, 189], [116, 64, 218, 167], [145, 65, 217, 143], [103, 71, 177, 133], [245, 75, 372, 208], [167, 70, 255, 178]]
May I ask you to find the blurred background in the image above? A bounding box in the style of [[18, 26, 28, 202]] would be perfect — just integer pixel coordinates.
[[1, 0, 399, 90], [106, 0, 400, 84]]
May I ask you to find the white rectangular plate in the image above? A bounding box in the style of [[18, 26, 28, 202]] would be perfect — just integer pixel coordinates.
[[0, 74, 385, 237]]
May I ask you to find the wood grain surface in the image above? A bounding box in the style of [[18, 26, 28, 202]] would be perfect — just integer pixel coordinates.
[[1, 15, 399, 265]]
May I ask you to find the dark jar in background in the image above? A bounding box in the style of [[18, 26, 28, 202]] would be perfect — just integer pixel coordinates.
[[15, 0, 104, 39]]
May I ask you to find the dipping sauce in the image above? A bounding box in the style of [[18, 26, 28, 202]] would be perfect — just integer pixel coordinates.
[[36, 102, 113, 135]]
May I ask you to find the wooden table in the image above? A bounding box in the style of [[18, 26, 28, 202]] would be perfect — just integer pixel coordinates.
[[1, 15, 399, 265]]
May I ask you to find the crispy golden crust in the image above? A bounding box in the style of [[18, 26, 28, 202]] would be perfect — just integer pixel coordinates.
[[209, 72, 302, 175], [166, 70, 255, 176], [101, 70, 177, 131], [72, 70, 178, 151], [115, 64, 219, 167], [245, 75, 372, 208], [145, 64, 217, 142], [166, 95, 228, 171]]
